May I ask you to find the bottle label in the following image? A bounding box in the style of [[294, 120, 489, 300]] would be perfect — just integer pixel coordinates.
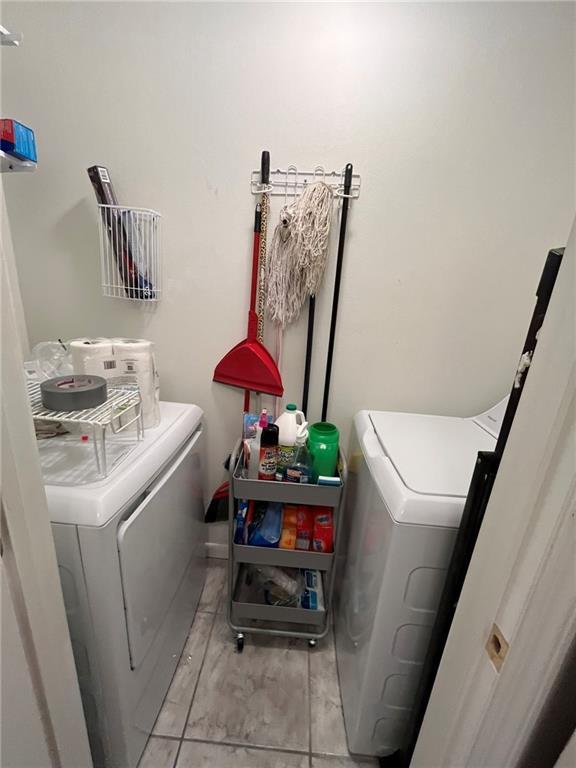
[[258, 446, 277, 480], [277, 444, 296, 469], [286, 467, 301, 483]]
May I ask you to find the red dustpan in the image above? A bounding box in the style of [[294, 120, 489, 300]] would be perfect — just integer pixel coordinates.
[[213, 202, 284, 397]]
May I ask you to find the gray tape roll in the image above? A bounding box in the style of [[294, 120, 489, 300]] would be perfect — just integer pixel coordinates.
[[40, 375, 107, 412]]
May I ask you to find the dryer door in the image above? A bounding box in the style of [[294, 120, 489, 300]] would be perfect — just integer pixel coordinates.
[[117, 429, 204, 669]]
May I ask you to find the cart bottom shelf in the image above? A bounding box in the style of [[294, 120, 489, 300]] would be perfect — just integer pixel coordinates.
[[229, 615, 326, 637], [231, 600, 326, 627], [231, 564, 326, 627]]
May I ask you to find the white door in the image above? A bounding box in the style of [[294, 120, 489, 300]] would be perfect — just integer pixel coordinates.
[[412, 221, 576, 765], [1, 184, 93, 768], [1, 555, 53, 768]]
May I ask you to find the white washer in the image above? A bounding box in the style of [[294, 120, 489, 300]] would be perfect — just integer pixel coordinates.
[[334, 399, 507, 757], [47, 402, 206, 768]]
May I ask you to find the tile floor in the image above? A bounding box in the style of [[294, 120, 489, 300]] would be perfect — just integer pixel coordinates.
[[140, 560, 377, 768]]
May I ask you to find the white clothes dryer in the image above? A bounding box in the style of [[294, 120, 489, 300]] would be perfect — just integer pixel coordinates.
[[47, 401, 206, 768], [334, 399, 507, 757]]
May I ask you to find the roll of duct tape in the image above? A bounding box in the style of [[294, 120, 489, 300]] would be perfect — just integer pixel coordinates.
[[40, 375, 107, 412]]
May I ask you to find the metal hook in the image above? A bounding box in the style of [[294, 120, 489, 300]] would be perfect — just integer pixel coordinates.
[[284, 165, 298, 204], [336, 166, 346, 208], [313, 165, 326, 185]]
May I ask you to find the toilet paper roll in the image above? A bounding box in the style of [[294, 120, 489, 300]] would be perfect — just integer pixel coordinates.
[[70, 338, 116, 379], [112, 338, 160, 428]]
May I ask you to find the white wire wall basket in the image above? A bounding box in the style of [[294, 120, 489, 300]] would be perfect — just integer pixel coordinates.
[[98, 205, 162, 302]]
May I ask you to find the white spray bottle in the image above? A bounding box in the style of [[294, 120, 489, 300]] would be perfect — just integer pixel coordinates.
[[248, 409, 269, 479]]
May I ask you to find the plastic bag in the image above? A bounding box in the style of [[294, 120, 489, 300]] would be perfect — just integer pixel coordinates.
[[31, 341, 73, 381], [248, 502, 282, 548]]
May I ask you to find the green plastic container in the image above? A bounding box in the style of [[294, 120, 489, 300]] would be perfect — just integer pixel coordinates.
[[308, 422, 339, 482]]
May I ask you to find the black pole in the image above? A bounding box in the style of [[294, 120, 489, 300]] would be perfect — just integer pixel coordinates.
[[321, 163, 353, 422], [301, 295, 315, 414]]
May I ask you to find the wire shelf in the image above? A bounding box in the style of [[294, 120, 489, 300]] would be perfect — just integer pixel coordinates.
[[98, 205, 162, 302], [251, 166, 361, 200], [28, 381, 144, 480], [0, 149, 36, 173], [28, 381, 141, 429]]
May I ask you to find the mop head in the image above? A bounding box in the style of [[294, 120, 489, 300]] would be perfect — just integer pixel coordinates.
[[266, 182, 333, 328]]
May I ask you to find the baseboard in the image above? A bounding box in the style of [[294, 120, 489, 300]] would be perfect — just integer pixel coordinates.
[[206, 542, 228, 560]]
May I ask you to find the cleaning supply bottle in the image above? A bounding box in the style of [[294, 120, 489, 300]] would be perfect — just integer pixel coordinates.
[[248, 409, 269, 479], [258, 423, 279, 481], [308, 422, 339, 481], [275, 403, 306, 470], [286, 423, 312, 484]]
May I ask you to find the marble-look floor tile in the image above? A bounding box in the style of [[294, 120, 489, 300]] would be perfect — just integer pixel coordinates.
[[216, 560, 227, 614], [153, 612, 214, 737], [197, 560, 226, 613], [177, 741, 309, 768], [312, 756, 379, 767], [185, 614, 309, 751], [138, 737, 179, 768], [310, 630, 349, 756]]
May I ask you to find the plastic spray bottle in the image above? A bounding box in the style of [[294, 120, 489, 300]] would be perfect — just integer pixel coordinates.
[[258, 423, 279, 481], [285, 423, 312, 484], [248, 409, 269, 479]]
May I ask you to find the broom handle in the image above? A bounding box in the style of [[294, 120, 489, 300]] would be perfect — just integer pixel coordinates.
[[321, 163, 353, 422]]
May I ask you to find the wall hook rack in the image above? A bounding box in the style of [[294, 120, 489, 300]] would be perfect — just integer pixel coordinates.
[[251, 166, 361, 200]]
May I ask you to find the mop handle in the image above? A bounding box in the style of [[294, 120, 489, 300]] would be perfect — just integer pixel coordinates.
[[256, 151, 270, 342], [321, 163, 353, 421], [244, 204, 262, 414]]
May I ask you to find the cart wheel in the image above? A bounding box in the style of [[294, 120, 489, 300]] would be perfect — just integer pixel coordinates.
[[236, 634, 245, 653], [308, 639, 317, 648]]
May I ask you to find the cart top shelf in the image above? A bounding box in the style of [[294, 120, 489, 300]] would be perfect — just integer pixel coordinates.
[[232, 454, 344, 507]]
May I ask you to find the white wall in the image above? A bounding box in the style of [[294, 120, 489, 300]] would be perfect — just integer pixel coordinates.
[[2, 1, 574, 499]]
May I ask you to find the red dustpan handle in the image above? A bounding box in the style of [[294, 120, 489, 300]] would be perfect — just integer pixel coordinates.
[[247, 204, 261, 340], [213, 195, 283, 400]]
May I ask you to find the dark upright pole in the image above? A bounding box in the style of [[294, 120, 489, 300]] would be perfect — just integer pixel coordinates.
[[321, 163, 353, 422]]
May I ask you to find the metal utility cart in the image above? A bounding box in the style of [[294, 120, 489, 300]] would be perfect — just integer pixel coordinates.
[[227, 439, 347, 651]]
